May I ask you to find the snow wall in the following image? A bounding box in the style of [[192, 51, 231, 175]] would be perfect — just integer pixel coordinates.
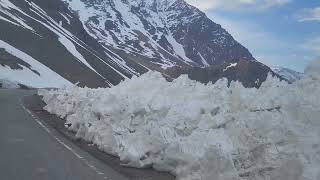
[[39, 60, 320, 180]]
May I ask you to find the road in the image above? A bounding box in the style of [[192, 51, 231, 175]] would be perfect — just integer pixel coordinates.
[[0, 89, 129, 180]]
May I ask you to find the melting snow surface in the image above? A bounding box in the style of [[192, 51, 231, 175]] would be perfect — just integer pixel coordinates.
[[40, 60, 320, 180]]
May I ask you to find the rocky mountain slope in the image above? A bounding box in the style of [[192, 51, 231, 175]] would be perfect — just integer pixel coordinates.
[[0, 0, 278, 88]]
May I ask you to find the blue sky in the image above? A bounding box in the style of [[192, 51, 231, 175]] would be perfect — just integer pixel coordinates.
[[185, 0, 320, 72]]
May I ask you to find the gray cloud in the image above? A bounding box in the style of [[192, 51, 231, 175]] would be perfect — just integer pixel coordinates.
[[297, 7, 320, 22]]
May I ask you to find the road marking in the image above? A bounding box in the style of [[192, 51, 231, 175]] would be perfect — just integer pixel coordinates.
[[20, 101, 110, 179], [7, 138, 25, 143]]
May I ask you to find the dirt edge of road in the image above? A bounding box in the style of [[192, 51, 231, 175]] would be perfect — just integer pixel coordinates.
[[23, 94, 175, 180]]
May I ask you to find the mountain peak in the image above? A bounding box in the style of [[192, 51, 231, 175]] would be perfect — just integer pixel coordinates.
[[64, 0, 253, 67]]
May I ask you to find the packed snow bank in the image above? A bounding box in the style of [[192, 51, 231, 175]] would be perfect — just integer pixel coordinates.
[[39, 60, 320, 180]]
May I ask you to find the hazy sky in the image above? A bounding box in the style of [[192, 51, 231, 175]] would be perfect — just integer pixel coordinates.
[[186, 0, 320, 72]]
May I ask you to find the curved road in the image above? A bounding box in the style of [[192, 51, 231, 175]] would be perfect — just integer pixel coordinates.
[[0, 89, 129, 180]]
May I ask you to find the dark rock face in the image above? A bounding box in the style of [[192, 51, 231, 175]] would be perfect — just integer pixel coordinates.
[[0, 0, 277, 88], [187, 60, 280, 88], [167, 0, 254, 66]]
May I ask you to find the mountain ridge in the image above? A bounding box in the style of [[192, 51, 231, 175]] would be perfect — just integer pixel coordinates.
[[64, 0, 254, 67], [0, 0, 279, 88], [271, 66, 304, 83]]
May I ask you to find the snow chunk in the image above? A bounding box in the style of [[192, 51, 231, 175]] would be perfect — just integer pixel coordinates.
[[39, 63, 320, 180]]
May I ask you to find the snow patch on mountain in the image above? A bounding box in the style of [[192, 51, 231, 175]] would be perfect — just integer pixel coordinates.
[[0, 0, 35, 32], [223, 62, 237, 72], [57, 35, 102, 77], [62, 0, 186, 68], [0, 14, 20, 27], [0, 78, 20, 88], [0, 40, 71, 88], [271, 66, 304, 83], [166, 34, 193, 63], [27, 1, 105, 77], [40, 60, 320, 180], [61, 0, 252, 69], [59, 12, 71, 24]]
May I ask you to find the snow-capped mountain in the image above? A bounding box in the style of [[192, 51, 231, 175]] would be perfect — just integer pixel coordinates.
[[271, 66, 303, 83], [0, 0, 274, 88], [64, 0, 253, 67]]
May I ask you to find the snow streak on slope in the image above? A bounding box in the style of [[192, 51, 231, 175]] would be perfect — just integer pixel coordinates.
[[0, 0, 35, 31], [166, 34, 193, 63], [59, 12, 70, 24], [27, 1, 103, 77], [40, 60, 320, 180], [0, 40, 71, 88], [1, 0, 133, 83], [27, 0, 136, 79]]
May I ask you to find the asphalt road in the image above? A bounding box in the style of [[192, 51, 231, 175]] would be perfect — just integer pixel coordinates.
[[0, 89, 129, 180]]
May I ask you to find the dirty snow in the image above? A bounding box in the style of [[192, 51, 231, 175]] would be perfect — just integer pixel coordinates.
[[39, 60, 320, 180]]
